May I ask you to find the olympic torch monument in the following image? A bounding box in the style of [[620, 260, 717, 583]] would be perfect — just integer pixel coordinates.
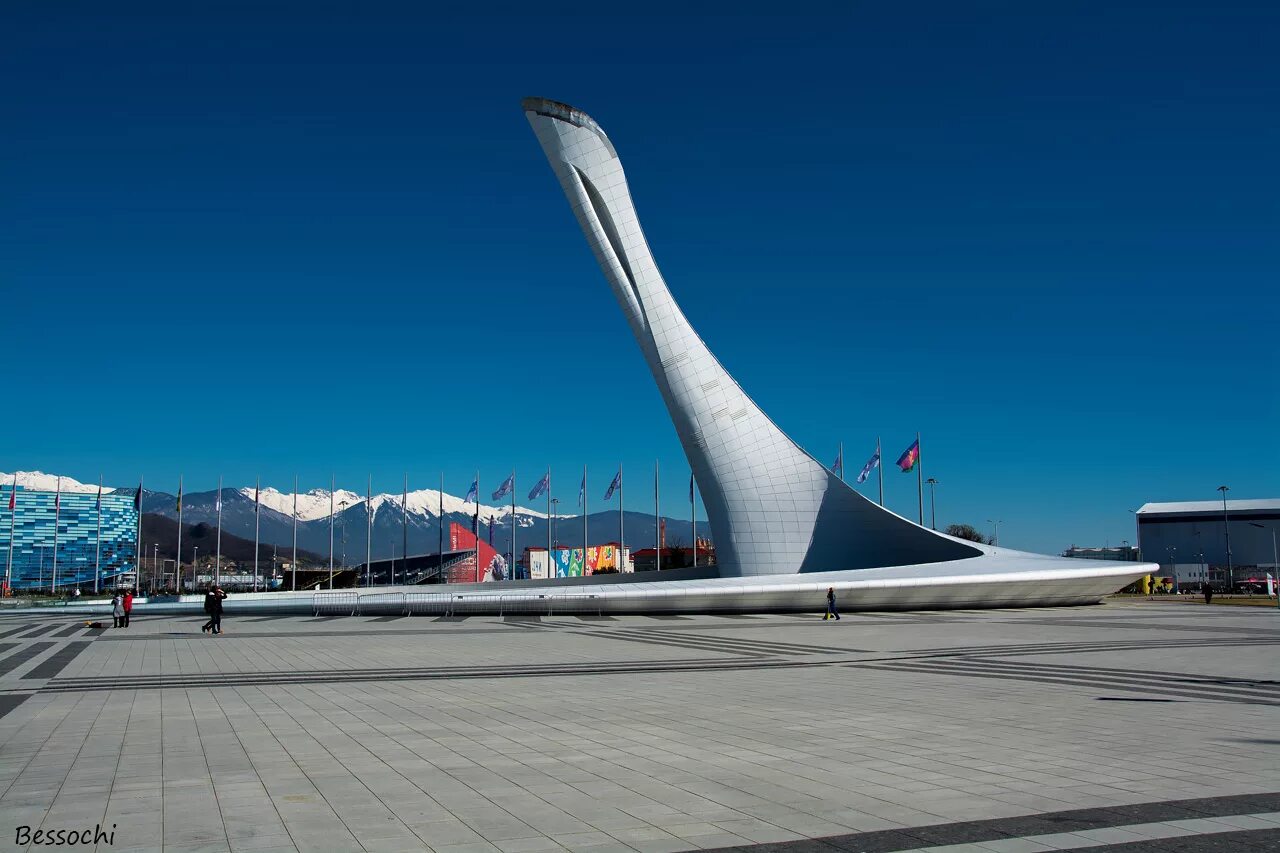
[[513, 97, 1151, 611]]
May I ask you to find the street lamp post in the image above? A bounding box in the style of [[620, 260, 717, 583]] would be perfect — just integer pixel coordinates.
[[1248, 522, 1278, 607], [925, 478, 938, 530], [987, 519, 1001, 547], [1129, 509, 1143, 562], [1218, 485, 1232, 591], [152, 543, 158, 593], [193, 546, 199, 592]]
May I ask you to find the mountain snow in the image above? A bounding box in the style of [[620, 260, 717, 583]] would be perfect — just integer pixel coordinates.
[[4, 471, 562, 521], [0, 471, 116, 494]]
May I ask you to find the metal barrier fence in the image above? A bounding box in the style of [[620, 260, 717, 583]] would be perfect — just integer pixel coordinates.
[[405, 592, 453, 616], [313, 591, 358, 616], [358, 592, 406, 615]]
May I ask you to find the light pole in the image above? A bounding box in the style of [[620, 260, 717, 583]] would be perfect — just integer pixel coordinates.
[[1248, 522, 1278, 604], [1194, 530, 1203, 587], [987, 519, 1001, 546], [193, 546, 199, 592], [152, 543, 158, 593], [1218, 485, 1232, 591], [1129, 509, 1143, 562], [1165, 545, 1175, 590], [925, 478, 938, 530]]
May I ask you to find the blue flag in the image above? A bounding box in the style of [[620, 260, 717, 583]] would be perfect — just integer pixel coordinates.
[[465, 478, 478, 504], [832, 449, 843, 477], [689, 473, 695, 503], [856, 450, 881, 484], [492, 474, 514, 501], [603, 469, 621, 501], [578, 473, 586, 507], [528, 471, 550, 501]]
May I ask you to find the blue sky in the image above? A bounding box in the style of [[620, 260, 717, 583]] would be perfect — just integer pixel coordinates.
[[3, 2, 1276, 552]]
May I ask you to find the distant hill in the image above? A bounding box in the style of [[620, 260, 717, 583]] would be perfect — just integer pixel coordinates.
[[141, 513, 325, 566]]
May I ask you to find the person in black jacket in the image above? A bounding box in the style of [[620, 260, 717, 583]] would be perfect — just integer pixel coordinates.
[[202, 586, 228, 634], [825, 587, 840, 621]]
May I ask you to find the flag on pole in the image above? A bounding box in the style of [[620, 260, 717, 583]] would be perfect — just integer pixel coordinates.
[[55, 478, 61, 510], [603, 469, 621, 501], [254, 483, 260, 515], [465, 478, 478, 504], [689, 473, 695, 503], [831, 449, 843, 478], [856, 449, 881, 483], [896, 439, 920, 472], [528, 471, 550, 501], [96, 481, 102, 510], [134, 481, 142, 512], [175, 482, 182, 513], [488, 515, 494, 546], [578, 473, 586, 507], [492, 474, 514, 501], [8, 475, 15, 511]]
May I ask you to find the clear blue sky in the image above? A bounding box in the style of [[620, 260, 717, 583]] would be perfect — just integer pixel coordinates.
[[3, 2, 1276, 553]]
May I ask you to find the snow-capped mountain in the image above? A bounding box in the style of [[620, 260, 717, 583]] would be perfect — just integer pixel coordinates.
[[0, 471, 118, 494], [240, 486, 551, 522], [7, 471, 709, 562]]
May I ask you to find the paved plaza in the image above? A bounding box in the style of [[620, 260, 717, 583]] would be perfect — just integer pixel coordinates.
[[0, 600, 1276, 853]]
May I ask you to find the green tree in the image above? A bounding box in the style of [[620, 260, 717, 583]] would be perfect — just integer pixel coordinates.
[[945, 523, 994, 545]]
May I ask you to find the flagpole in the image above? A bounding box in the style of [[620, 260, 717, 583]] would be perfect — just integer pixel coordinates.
[[330, 474, 337, 590], [6, 475, 16, 593], [877, 436, 884, 506], [511, 471, 516, 580], [254, 475, 261, 592], [691, 474, 696, 568], [291, 475, 298, 592], [175, 474, 182, 594], [215, 474, 223, 588], [618, 464, 624, 568], [366, 475, 372, 588], [94, 475, 102, 594], [654, 460, 660, 573], [401, 473, 408, 586], [839, 441, 844, 482], [476, 468, 481, 581], [135, 476, 142, 593], [583, 464, 588, 575], [439, 472, 444, 580], [50, 477, 60, 594], [916, 431, 924, 526], [546, 468, 552, 577]]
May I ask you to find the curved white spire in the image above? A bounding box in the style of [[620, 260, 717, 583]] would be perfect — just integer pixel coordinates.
[[524, 98, 980, 576]]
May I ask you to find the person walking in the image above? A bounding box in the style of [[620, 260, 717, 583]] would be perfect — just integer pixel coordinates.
[[201, 587, 216, 633], [206, 586, 227, 635], [122, 590, 134, 628], [111, 592, 125, 628], [1204, 583, 1213, 605], [825, 587, 840, 621]]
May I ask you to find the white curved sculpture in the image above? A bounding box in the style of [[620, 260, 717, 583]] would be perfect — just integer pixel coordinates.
[[524, 97, 982, 576]]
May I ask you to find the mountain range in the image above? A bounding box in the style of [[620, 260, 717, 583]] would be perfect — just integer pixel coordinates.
[[2, 472, 711, 563]]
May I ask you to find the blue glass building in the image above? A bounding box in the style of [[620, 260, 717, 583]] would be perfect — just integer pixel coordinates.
[[1, 486, 139, 591]]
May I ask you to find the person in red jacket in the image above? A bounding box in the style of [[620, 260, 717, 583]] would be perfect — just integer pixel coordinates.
[[122, 590, 134, 628]]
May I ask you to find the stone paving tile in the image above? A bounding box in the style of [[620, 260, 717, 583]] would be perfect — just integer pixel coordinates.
[[0, 604, 1276, 853]]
